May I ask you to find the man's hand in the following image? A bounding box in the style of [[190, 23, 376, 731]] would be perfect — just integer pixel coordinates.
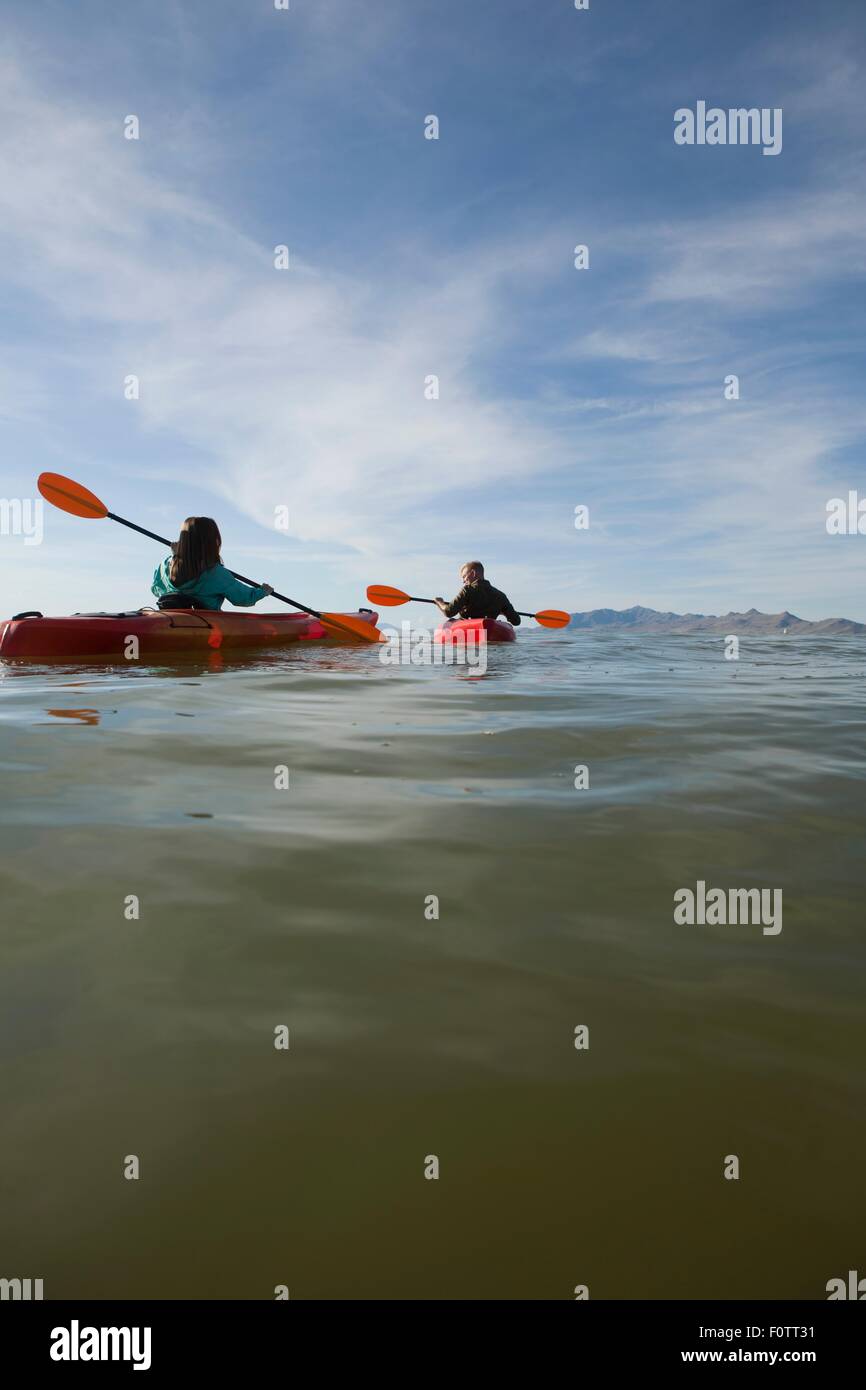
[[261, 583, 275, 595]]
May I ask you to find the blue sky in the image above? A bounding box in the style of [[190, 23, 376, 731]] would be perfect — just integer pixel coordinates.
[[1, 0, 865, 623]]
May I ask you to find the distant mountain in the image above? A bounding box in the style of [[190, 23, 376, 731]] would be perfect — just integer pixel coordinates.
[[568, 606, 866, 635]]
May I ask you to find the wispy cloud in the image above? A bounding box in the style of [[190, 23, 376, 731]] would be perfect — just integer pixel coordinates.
[[641, 188, 866, 308]]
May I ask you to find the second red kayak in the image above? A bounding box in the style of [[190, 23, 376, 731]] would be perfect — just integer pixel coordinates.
[[434, 617, 517, 644]]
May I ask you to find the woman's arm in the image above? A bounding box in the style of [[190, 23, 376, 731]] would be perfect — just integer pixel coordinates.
[[213, 566, 273, 607]]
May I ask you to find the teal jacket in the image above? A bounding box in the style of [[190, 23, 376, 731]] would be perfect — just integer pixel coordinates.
[[151, 556, 270, 610]]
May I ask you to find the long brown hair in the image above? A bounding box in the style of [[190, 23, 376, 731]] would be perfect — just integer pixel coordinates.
[[169, 517, 222, 585]]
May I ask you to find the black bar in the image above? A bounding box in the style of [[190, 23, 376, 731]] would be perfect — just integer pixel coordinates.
[[2, 1299, 861, 1373]]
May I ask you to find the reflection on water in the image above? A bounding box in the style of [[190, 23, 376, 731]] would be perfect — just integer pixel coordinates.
[[43, 708, 101, 725], [0, 630, 864, 1298]]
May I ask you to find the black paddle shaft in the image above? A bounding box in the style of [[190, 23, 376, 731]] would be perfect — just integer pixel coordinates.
[[108, 511, 324, 620], [407, 593, 537, 619]]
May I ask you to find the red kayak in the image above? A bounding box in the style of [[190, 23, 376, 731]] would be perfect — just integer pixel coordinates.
[[0, 608, 380, 662], [434, 617, 517, 644]]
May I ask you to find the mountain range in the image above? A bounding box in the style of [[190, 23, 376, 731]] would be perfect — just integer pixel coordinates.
[[568, 606, 866, 635]]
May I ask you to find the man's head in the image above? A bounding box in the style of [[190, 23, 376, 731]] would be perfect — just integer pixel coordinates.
[[461, 561, 484, 585]]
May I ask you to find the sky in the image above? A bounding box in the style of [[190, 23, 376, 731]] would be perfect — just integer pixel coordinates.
[[1, 0, 865, 624]]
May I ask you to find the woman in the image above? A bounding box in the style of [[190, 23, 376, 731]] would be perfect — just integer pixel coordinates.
[[151, 516, 274, 610]]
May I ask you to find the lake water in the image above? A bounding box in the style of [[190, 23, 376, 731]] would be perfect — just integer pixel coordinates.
[[1, 629, 864, 1299]]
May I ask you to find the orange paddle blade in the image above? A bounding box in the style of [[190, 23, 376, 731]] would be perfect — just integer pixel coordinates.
[[534, 609, 571, 629], [320, 612, 382, 643], [38, 472, 108, 519], [366, 584, 410, 607]]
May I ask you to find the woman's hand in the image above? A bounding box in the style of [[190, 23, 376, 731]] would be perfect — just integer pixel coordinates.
[[261, 583, 275, 595]]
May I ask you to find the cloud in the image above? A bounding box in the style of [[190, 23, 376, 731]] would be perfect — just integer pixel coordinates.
[[641, 188, 866, 309], [562, 327, 709, 365], [0, 44, 578, 563]]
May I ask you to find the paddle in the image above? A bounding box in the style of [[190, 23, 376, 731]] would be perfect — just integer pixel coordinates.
[[36, 473, 380, 644], [366, 584, 571, 628]]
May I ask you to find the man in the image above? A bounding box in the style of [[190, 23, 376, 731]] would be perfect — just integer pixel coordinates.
[[434, 562, 521, 625]]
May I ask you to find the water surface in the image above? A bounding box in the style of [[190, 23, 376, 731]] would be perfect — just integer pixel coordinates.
[[1, 631, 864, 1298]]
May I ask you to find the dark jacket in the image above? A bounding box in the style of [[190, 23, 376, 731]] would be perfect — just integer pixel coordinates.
[[443, 578, 521, 624]]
